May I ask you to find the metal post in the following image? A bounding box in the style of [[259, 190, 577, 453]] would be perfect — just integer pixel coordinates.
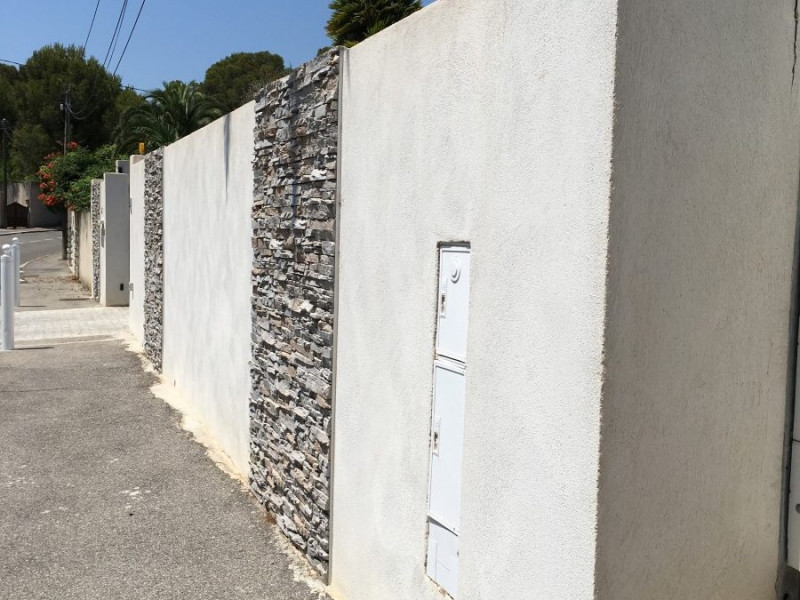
[[11, 237, 19, 306], [1, 244, 13, 350], [0, 118, 8, 229], [61, 87, 71, 260]]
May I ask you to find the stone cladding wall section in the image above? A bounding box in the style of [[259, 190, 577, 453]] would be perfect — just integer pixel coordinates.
[[249, 48, 340, 575], [91, 180, 101, 300], [68, 211, 78, 276], [143, 149, 164, 372]]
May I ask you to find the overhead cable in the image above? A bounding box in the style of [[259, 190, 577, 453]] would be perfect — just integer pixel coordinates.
[[112, 0, 147, 76]]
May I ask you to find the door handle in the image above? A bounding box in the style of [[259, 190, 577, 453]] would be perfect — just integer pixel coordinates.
[[432, 417, 441, 456]]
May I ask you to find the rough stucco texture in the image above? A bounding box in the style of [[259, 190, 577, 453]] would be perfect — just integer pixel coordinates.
[[78, 211, 92, 290], [249, 49, 340, 575], [332, 1, 617, 598], [143, 149, 164, 371], [161, 103, 255, 477], [595, 2, 800, 599]]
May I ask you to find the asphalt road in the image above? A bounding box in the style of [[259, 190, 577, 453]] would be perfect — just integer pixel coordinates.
[[0, 229, 63, 265], [0, 340, 325, 600]]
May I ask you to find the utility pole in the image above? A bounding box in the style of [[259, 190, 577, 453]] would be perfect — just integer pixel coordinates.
[[61, 86, 71, 259], [0, 118, 8, 229]]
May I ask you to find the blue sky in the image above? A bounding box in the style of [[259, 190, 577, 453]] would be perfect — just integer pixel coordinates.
[[0, 0, 435, 91]]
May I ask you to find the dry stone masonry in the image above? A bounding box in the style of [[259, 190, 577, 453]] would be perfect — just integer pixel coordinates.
[[143, 149, 164, 372], [68, 212, 79, 277], [91, 180, 101, 300], [249, 49, 340, 575]]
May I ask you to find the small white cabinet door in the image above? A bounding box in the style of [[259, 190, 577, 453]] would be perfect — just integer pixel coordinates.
[[428, 360, 466, 534], [427, 519, 459, 598], [436, 246, 470, 363], [788, 439, 800, 570]]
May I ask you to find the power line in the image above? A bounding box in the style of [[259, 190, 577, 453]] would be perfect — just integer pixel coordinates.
[[83, 0, 102, 50], [124, 85, 151, 94], [101, 0, 129, 70], [71, 0, 128, 120], [107, 0, 129, 67], [0, 58, 22, 66], [112, 0, 147, 76]]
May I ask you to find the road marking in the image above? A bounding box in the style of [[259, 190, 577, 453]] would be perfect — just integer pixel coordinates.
[[20, 253, 58, 272], [18, 238, 57, 245]]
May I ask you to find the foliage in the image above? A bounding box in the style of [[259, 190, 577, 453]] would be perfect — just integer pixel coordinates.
[[114, 80, 223, 154], [201, 51, 290, 113], [2, 44, 126, 178], [9, 123, 50, 180], [0, 65, 18, 126], [16, 45, 122, 156], [326, 0, 422, 46], [37, 144, 119, 212]]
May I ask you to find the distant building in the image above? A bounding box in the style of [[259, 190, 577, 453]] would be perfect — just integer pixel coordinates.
[[4, 182, 62, 228]]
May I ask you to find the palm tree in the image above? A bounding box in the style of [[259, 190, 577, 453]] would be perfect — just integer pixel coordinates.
[[114, 81, 222, 153], [326, 0, 423, 47]]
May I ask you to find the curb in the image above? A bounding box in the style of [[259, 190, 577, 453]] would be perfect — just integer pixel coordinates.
[[0, 228, 62, 237]]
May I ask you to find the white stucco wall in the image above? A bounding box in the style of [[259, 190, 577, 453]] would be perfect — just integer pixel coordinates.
[[595, 2, 800, 599], [99, 171, 130, 307], [331, 1, 618, 598], [78, 210, 92, 290], [161, 102, 255, 476], [129, 156, 145, 347]]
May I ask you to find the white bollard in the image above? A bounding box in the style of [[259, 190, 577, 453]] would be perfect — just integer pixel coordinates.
[[11, 237, 20, 307], [1, 246, 14, 351], [0, 243, 8, 295]]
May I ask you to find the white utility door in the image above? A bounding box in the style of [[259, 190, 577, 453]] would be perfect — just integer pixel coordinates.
[[427, 244, 470, 599], [427, 519, 460, 598], [428, 360, 466, 532], [436, 246, 470, 363]]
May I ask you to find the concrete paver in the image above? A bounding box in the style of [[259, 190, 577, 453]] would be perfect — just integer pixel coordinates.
[[16, 306, 128, 344], [0, 340, 324, 600]]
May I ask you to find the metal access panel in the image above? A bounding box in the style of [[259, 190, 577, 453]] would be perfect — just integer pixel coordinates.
[[436, 246, 471, 363], [789, 439, 800, 570], [428, 360, 466, 533], [427, 519, 460, 598]]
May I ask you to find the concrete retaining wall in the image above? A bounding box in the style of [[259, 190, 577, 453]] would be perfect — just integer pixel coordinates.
[[77, 211, 91, 289], [161, 103, 256, 477], [594, 1, 800, 599], [331, 1, 617, 598]]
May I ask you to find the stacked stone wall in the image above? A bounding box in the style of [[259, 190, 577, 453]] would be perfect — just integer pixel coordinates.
[[249, 48, 340, 575], [143, 149, 164, 371], [68, 211, 79, 276], [91, 180, 101, 300]]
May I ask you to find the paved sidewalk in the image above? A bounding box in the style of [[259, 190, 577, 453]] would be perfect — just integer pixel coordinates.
[[0, 340, 324, 600], [16, 307, 128, 344], [19, 253, 97, 312]]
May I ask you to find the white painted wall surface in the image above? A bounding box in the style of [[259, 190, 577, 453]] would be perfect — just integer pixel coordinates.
[[332, 0, 618, 598], [78, 210, 92, 290], [129, 156, 145, 347], [595, 2, 800, 599], [162, 102, 255, 477], [99, 171, 130, 307]]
